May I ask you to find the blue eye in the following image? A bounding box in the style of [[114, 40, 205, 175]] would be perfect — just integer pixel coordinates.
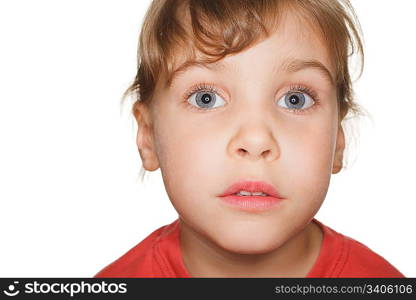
[[278, 91, 315, 111], [186, 85, 226, 110], [185, 83, 319, 113]]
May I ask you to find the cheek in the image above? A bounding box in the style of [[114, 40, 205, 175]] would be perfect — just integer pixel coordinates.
[[153, 117, 223, 213], [283, 119, 336, 213], [288, 125, 334, 176]]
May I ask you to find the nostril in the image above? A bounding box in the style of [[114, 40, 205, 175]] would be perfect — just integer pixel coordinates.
[[238, 149, 248, 156], [261, 149, 271, 158]]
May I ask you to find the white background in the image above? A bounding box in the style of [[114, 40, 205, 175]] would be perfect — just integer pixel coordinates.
[[0, 0, 415, 277]]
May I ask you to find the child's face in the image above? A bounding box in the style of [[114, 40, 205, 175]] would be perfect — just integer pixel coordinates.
[[137, 11, 344, 254]]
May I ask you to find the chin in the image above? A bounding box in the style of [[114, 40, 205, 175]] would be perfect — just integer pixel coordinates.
[[214, 226, 286, 255]]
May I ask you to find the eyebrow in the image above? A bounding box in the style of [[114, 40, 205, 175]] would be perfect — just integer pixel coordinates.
[[166, 61, 225, 88], [166, 57, 335, 88], [281, 58, 335, 86]]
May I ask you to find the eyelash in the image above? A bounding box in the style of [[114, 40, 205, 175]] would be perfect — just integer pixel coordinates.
[[182, 82, 320, 114]]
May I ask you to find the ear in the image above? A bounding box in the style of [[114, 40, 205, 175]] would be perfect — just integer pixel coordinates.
[[332, 125, 345, 174], [134, 102, 160, 171]]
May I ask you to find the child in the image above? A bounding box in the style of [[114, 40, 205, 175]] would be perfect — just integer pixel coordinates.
[[95, 0, 404, 277]]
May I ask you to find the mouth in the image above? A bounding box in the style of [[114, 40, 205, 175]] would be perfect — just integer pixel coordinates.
[[218, 180, 283, 198], [218, 180, 284, 212]]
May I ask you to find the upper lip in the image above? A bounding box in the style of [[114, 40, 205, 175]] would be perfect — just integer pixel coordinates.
[[218, 180, 283, 198]]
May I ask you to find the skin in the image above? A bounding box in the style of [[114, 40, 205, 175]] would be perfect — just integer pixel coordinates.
[[134, 10, 345, 277]]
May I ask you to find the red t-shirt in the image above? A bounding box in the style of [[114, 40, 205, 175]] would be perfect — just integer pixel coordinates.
[[94, 218, 404, 278]]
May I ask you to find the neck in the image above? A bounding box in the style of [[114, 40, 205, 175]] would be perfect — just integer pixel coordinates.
[[179, 218, 322, 277]]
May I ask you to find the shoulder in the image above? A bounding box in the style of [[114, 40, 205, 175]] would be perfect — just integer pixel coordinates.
[[311, 219, 404, 278], [339, 234, 405, 277], [94, 220, 178, 278]]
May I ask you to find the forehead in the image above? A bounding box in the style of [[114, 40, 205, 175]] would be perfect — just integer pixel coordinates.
[[165, 8, 335, 88]]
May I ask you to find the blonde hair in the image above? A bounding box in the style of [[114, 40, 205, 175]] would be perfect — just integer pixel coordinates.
[[122, 0, 367, 182]]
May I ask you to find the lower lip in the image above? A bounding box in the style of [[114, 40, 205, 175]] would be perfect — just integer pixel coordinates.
[[219, 195, 283, 212]]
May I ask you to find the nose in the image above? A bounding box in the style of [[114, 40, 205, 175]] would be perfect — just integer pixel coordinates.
[[228, 123, 280, 162]]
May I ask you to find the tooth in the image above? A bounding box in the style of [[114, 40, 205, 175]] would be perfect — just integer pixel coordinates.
[[238, 190, 252, 196], [235, 191, 268, 196]]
